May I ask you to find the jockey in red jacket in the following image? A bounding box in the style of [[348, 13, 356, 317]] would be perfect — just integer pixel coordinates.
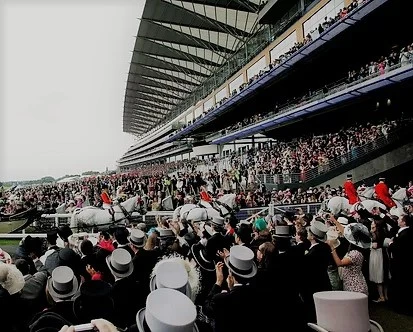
[[343, 174, 359, 204], [100, 184, 112, 209], [200, 186, 212, 203], [375, 177, 396, 209]]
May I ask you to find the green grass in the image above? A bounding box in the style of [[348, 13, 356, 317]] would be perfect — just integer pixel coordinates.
[[0, 239, 20, 246]]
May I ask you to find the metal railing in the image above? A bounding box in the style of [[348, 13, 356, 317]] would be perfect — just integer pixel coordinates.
[[256, 124, 410, 185], [0, 204, 322, 238], [219, 60, 413, 138]]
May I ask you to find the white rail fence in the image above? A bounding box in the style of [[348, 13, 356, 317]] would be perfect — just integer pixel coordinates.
[[0, 203, 322, 239]]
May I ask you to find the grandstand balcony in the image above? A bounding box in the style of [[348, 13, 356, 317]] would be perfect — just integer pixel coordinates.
[[210, 61, 413, 144], [165, 0, 408, 143]]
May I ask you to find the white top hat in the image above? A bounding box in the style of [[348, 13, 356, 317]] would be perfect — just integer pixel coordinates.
[[106, 248, 134, 278], [224, 245, 257, 279], [211, 216, 224, 227], [47, 266, 79, 301], [129, 229, 146, 248], [136, 288, 199, 332], [326, 228, 340, 249], [337, 217, 349, 225], [309, 221, 328, 241], [308, 291, 383, 332], [150, 261, 191, 299]]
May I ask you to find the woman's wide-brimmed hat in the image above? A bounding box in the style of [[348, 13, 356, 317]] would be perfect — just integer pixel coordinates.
[[136, 288, 199, 332], [224, 245, 257, 279], [0, 263, 25, 295], [105, 248, 134, 278], [47, 266, 79, 301], [343, 223, 371, 249], [191, 243, 215, 272]]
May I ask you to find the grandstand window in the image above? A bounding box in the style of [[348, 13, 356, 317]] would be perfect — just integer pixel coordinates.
[[229, 74, 245, 93], [186, 112, 194, 124], [216, 86, 228, 103], [204, 97, 214, 111], [194, 105, 203, 118], [303, 0, 344, 37], [270, 31, 297, 62], [247, 56, 266, 80]]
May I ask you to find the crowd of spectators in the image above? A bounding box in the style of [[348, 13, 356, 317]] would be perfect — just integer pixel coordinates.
[[0, 177, 413, 331], [171, 0, 368, 137], [220, 40, 413, 137], [1, 116, 407, 215]]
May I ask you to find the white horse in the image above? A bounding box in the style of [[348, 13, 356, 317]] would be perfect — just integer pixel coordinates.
[[172, 194, 238, 223], [323, 187, 407, 217], [70, 195, 144, 229]]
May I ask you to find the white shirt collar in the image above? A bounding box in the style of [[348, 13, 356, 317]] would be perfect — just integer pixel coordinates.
[[309, 242, 319, 250], [398, 226, 409, 234]]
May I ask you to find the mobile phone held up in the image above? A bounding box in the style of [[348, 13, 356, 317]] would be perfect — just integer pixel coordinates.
[[73, 323, 97, 331]]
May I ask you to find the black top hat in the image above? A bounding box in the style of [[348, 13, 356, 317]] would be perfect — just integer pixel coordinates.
[[379, 177, 386, 181], [73, 280, 114, 322], [346, 174, 353, 180], [57, 225, 73, 242]]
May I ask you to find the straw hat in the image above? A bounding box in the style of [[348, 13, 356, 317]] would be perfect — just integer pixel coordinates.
[[0, 263, 25, 295]]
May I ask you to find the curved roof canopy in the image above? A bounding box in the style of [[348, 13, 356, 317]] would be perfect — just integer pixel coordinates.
[[124, 0, 263, 135]]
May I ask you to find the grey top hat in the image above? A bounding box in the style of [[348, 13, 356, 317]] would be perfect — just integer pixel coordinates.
[[211, 216, 224, 227], [308, 220, 328, 241], [274, 225, 290, 238], [47, 266, 79, 301], [150, 261, 191, 299], [224, 245, 257, 279], [159, 228, 175, 238], [136, 288, 199, 332], [129, 229, 146, 248], [308, 291, 383, 332], [106, 248, 134, 279]]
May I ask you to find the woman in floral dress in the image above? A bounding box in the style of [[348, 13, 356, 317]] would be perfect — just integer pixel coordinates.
[[328, 223, 371, 295]]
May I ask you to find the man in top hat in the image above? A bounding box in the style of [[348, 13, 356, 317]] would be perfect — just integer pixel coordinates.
[[375, 177, 396, 209], [107, 248, 145, 328], [203, 245, 258, 332], [344, 174, 359, 204], [101, 184, 112, 209], [302, 220, 332, 323]]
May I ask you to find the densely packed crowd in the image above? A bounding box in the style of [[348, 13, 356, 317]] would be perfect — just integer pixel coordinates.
[[1, 115, 407, 215], [222, 39, 413, 137], [172, 0, 368, 136], [0, 175, 412, 331]]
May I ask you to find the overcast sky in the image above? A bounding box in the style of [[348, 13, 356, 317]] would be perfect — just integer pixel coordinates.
[[0, 0, 144, 182]]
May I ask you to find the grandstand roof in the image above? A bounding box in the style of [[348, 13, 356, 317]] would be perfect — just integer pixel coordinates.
[[123, 0, 263, 135]]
